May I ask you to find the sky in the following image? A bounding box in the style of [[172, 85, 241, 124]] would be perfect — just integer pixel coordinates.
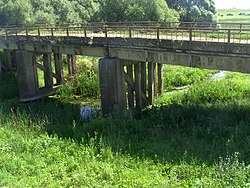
[[214, 0, 250, 9]]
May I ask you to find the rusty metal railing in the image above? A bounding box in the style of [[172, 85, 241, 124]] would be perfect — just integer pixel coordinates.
[[2, 25, 250, 44], [1, 24, 250, 58]]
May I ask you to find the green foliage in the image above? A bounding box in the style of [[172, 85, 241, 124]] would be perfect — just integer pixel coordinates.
[[0, 72, 18, 100], [56, 57, 100, 99], [163, 65, 213, 91], [0, 0, 33, 25], [0, 66, 250, 186], [166, 0, 217, 23], [0, 0, 99, 25], [94, 0, 179, 22], [185, 80, 250, 103]]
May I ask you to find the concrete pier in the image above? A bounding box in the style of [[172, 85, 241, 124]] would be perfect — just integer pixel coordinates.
[[16, 51, 38, 100], [99, 58, 126, 115]]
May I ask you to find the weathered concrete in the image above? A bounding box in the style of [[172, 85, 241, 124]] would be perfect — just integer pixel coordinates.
[[16, 51, 38, 100], [54, 53, 63, 85], [0, 57, 2, 74], [3, 49, 12, 71], [99, 58, 126, 115], [43, 53, 53, 90], [109, 48, 250, 73]]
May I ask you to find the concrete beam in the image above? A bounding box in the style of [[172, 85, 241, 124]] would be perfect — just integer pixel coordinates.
[[110, 48, 250, 73]]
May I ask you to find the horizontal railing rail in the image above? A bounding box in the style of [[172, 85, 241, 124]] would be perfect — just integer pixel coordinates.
[[1, 21, 250, 30], [1, 25, 250, 57], [2, 25, 250, 45]]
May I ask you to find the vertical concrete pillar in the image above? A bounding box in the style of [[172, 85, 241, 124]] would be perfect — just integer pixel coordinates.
[[43, 53, 53, 90], [3, 49, 12, 71], [157, 64, 163, 95], [127, 64, 134, 110], [54, 53, 63, 85], [148, 62, 155, 104], [67, 55, 76, 75], [16, 51, 38, 100], [99, 58, 126, 115], [0, 56, 2, 74], [134, 63, 142, 110]]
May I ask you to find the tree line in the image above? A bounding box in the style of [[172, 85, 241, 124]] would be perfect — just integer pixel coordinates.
[[0, 0, 216, 26]]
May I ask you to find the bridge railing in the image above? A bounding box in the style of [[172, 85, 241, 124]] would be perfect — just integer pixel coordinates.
[[1, 21, 250, 30], [2, 25, 250, 46]]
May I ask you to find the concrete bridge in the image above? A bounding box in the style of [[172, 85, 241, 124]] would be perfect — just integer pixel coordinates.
[[1, 22, 250, 114]]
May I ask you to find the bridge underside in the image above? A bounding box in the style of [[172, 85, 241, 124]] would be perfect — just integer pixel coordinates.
[[1, 37, 250, 113]]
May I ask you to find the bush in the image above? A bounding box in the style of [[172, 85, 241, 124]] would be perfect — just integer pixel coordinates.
[[163, 65, 212, 91], [56, 56, 100, 99], [185, 80, 250, 104]]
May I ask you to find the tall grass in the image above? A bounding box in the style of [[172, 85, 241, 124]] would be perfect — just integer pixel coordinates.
[[0, 63, 250, 187]]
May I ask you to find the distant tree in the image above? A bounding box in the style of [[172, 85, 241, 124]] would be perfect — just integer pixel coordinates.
[[94, 0, 179, 22], [0, 0, 33, 25], [93, 0, 129, 22], [30, 0, 56, 24], [166, 0, 216, 23], [72, 0, 99, 22]]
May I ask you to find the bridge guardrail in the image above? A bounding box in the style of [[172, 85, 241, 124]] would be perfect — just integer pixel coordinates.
[[1, 25, 250, 55], [1, 21, 250, 30], [1, 25, 250, 39]]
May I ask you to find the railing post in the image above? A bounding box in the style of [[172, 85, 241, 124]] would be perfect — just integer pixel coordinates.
[[228, 29, 231, 44], [227, 29, 231, 54], [84, 27, 87, 38], [5, 30, 8, 40], [189, 28, 192, 51], [51, 28, 54, 37], [104, 26, 108, 38], [38, 28, 41, 41], [66, 28, 69, 37], [26, 28, 29, 41], [157, 28, 160, 47], [129, 27, 132, 38], [15, 29, 18, 40]]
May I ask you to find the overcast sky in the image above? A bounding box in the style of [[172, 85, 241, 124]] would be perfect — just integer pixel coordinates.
[[214, 0, 250, 9]]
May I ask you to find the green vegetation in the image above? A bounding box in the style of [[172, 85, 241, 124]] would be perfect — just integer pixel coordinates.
[[1, 60, 250, 186], [167, 0, 216, 23], [0, 0, 217, 26], [218, 9, 250, 23], [55, 56, 100, 100]]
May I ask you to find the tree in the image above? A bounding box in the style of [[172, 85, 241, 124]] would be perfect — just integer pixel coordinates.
[[94, 0, 179, 22], [0, 0, 33, 25], [166, 0, 216, 23]]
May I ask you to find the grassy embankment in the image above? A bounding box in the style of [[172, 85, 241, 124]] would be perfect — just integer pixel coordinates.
[[0, 56, 250, 187]]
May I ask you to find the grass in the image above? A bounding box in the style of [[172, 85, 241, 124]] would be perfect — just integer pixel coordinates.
[[218, 9, 250, 23], [0, 63, 250, 187]]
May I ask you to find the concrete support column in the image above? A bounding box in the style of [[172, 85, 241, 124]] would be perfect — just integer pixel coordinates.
[[43, 53, 53, 90], [3, 49, 12, 71], [0, 57, 2, 74], [54, 53, 63, 85], [16, 51, 38, 100], [99, 58, 126, 115]]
